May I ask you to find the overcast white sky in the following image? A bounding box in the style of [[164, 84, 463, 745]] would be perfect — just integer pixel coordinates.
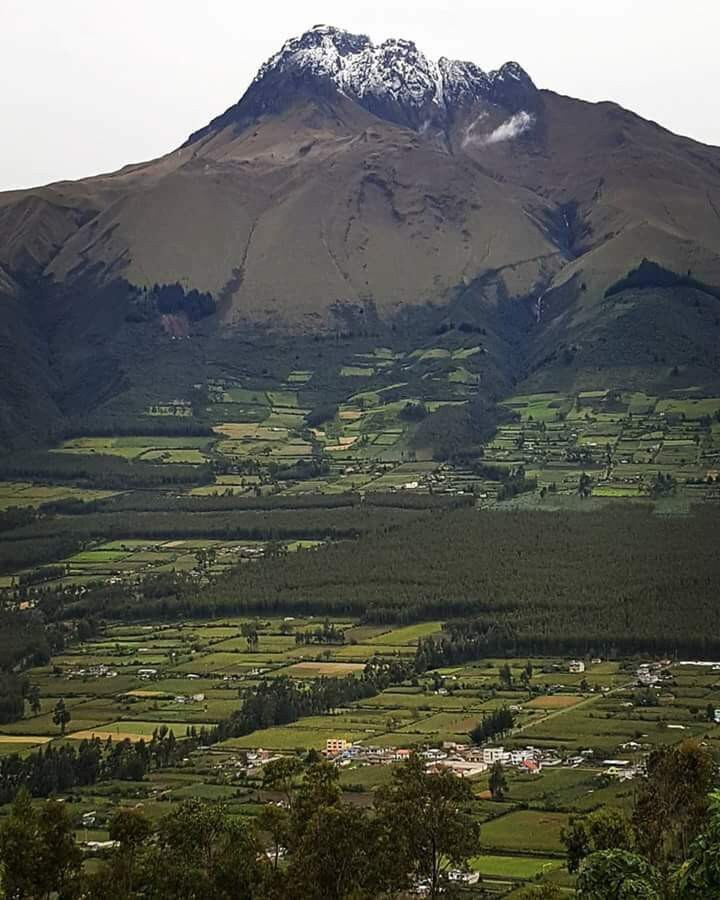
[[2, 0, 719, 191]]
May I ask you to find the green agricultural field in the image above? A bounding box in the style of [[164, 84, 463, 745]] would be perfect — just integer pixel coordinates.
[[366, 622, 444, 645], [656, 398, 720, 419], [480, 810, 570, 854], [469, 854, 563, 879], [220, 726, 368, 751], [67, 720, 211, 742], [140, 449, 207, 463], [340, 366, 375, 377], [0, 482, 116, 509]]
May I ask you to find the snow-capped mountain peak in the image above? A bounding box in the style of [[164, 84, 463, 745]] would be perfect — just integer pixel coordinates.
[[251, 25, 536, 125], [186, 26, 538, 144]]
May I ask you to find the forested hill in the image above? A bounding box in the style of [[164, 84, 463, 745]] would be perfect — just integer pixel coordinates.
[[68, 505, 720, 657]]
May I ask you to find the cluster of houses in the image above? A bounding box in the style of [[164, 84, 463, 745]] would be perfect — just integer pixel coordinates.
[[323, 739, 555, 777], [66, 663, 118, 679], [321, 737, 645, 781], [636, 660, 671, 687]]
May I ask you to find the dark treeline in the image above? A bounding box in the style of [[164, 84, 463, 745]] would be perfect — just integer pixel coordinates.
[[0, 536, 81, 576], [0, 610, 50, 726], [0, 610, 51, 671], [68, 506, 720, 656], [470, 462, 537, 500], [96, 490, 468, 515], [59, 417, 213, 440], [0, 506, 35, 534], [0, 728, 195, 804], [468, 706, 515, 743], [295, 620, 346, 645], [363, 491, 473, 510], [212, 659, 412, 744], [0, 673, 28, 725], [4, 506, 424, 547], [605, 259, 720, 300], [0, 451, 212, 490], [126, 281, 217, 322], [103, 491, 361, 514]]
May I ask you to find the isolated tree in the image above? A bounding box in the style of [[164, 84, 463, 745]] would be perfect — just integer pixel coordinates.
[[52, 698, 71, 735], [488, 761, 508, 801], [262, 756, 303, 805], [139, 799, 262, 899], [499, 663, 513, 688], [240, 622, 260, 652], [28, 684, 41, 716], [256, 804, 290, 873], [36, 799, 83, 898], [284, 802, 389, 900], [632, 739, 716, 871], [0, 789, 42, 898]]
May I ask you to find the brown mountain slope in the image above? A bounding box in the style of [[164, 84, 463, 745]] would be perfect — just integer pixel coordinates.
[[1, 26, 720, 447], [3, 84, 720, 331]]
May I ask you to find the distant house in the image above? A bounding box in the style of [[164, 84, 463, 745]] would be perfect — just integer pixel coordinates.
[[137, 668, 158, 679], [482, 747, 504, 765], [326, 738, 349, 755], [569, 660, 585, 673]]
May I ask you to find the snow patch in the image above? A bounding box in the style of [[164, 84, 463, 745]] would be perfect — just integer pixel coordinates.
[[253, 25, 534, 121]]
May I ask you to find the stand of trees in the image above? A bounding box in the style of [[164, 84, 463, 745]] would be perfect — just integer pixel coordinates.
[[0, 451, 212, 490], [294, 620, 346, 645], [0, 756, 480, 900], [605, 259, 720, 301], [0, 728, 198, 804], [469, 706, 515, 744], [562, 739, 719, 898]]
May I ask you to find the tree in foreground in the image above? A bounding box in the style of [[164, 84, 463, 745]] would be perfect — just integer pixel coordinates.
[[376, 753, 480, 897], [633, 739, 716, 873], [561, 807, 635, 872], [673, 790, 720, 897], [0, 789, 82, 898], [142, 799, 263, 899], [577, 849, 662, 899]]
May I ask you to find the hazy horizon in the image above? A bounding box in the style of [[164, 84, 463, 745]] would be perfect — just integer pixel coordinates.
[[2, 0, 719, 191]]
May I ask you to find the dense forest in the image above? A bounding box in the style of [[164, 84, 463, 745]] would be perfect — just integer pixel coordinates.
[[0, 451, 211, 489], [2, 506, 425, 548], [64, 506, 720, 656]]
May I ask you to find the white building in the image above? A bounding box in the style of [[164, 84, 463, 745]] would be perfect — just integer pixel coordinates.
[[483, 747, 505, 765]]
